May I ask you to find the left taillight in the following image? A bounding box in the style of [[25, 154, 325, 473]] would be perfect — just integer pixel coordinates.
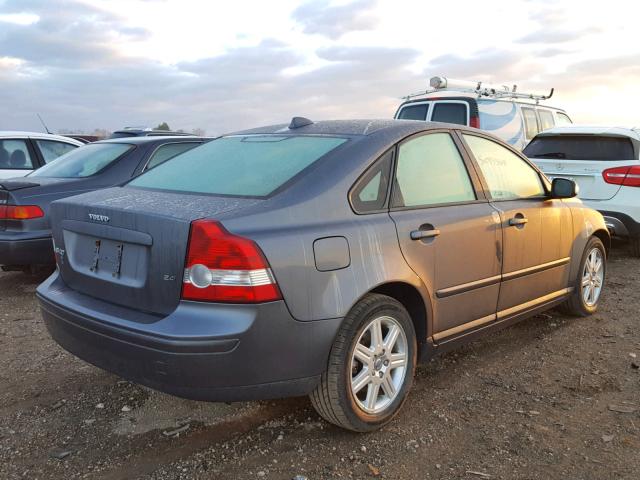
[[0, 205, 44, 220], [181, 219, 282, 303], [602, 165, 640, 187]]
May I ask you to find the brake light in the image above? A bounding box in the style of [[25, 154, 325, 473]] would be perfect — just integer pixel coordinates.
[[0, 205, 44, 220], [603, 166, 640, 187], [181, 219, 282, 303], [469, 116, 480, 129]]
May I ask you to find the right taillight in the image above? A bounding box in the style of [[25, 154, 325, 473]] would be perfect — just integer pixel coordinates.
[[603, 166, 640, 187], [181, 219, 282, 304], [0, 205, 44, 220]]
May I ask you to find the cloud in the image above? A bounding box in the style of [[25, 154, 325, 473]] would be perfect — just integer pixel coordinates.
[[292, 0, 379, 39], [517, 27, 601, 45]]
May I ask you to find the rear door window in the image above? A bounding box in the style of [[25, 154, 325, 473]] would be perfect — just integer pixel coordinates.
[[392, 133, 476, 207], [524, 135, 636, 160], [145, 142, 202, 170], [430, 102, 468, 125], [521, 107, 539, 140], [397, 103, 429, 120], [35, 140, 78, 163], [129, 135, 348, 197], [0, 139, 34, 170], [538, 110, 555, 131]]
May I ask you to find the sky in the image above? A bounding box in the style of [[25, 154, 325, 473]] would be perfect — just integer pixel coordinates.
[[0, 0, 638, 135]]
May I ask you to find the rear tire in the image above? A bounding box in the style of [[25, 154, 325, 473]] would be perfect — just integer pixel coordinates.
[[310, 293, 417, 432], [559, 236, 606, 317], [630, 236, 640, 258]]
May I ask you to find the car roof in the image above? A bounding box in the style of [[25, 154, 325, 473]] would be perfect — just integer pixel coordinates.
[[536, 125, 640, 140], [0, 131, 84, 145], [231, 118, 481, 143], [397, 92, 567, 112], [95, 136, 208, 145]]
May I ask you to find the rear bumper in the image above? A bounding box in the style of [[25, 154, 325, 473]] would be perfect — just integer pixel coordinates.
[[0, 232, 53, 266], [598, 211, 640, 238], [37, 271, 342, 402]]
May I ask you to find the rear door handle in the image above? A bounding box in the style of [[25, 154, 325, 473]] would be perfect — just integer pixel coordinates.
[[410, 229, 441, 240], [508, 216, 528, 227]]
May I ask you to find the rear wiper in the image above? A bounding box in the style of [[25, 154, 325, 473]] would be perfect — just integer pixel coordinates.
[[529, 152, 567, 159]]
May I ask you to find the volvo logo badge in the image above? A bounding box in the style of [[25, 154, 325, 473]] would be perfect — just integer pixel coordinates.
[[88, 213, 110, 222]]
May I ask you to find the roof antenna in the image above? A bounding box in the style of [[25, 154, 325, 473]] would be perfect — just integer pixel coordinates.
[[289, 117, 314, 129], [37, 113, 52, 134]]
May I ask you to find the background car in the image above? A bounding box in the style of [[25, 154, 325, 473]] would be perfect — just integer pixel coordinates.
[[37, 118, 608, 432], [108, 127, 196, 139], [0, 131, 83, 179], [525, 126, 640, 256], [395, 76, 572, 150], [0, 135, 207, 271]]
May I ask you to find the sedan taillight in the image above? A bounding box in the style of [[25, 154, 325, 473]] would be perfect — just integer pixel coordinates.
[[0, 205, 44, 219], [181, 219, 282, 303], [602, 165, 640, 187]]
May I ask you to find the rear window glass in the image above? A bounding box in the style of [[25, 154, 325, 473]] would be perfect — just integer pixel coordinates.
[[30, 143, 132, 178], [524, 135, 636, 161], [397, 104, 429, 121], [431, 103, 467, 125], [128, 135, 347, 197]]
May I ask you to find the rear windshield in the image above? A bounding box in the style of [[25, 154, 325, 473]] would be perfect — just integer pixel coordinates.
[[524, 135, 636, 161], [128, 135, 348, 197], [30, 143, 133, 178]]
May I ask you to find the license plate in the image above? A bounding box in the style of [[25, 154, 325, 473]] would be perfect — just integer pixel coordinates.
[[90, 239, 124, 278]]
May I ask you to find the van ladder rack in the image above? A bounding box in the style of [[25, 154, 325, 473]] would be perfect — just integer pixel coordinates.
[[402, 76, 554, 104]]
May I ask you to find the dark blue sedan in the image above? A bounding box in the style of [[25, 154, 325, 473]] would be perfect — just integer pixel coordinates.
[[0, 136, 207, 271]]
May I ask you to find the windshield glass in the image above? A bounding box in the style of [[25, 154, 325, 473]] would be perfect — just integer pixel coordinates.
[[30, 143, 133, 178], [128, 135, 348, 197], [524, 135, 635, 160]]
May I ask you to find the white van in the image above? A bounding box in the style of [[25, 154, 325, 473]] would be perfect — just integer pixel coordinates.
[[394, 76, 572, 150]]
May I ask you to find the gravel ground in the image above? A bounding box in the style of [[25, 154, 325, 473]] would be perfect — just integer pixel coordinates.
[[1, 244, 639, 480]]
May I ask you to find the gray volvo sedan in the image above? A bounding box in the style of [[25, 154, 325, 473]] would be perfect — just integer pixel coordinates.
[[37, 119, 609, 432]]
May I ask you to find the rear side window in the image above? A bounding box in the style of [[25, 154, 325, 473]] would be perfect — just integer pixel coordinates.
[[522, 107, 539, 139], [464, 134, 545, 200], [30, 143, 132, 178], [538, 110, 555, 131], [0, 139, 34, 170], [393, 133, 476, 207], [397, 104, 429, 120], [35, 140, 78, 163], [145, 142, 201, 170], [556, 112, 572, 125], [524, 135, 636, 161], [350, 150, 393, 213], [431, 103, 468, 125], [129, 135, 347, 197]]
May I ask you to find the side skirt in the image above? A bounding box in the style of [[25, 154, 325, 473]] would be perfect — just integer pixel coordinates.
[[419, 288, 572, 363]]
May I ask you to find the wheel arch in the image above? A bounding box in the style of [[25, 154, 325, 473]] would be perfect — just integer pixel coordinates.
[[592, 228, 611, 256], [368, 281, 430, 356]]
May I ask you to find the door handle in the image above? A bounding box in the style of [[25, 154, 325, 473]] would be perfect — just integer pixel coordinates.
[[410, 229, 441, 240], [508, 216, 528, 227]]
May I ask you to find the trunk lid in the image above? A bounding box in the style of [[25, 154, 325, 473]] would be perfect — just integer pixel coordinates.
[[50, 186, 263, 316], [531, 158, 629, 200]]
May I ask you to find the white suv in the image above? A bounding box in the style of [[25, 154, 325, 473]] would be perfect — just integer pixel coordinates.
[[525, 126, 640, 255]]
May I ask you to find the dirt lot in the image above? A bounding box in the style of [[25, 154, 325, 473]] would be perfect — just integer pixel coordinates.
[[1, 245, 639, 480]]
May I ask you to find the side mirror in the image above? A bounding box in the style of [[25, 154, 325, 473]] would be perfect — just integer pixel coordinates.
[[551, 177, 579, 199]]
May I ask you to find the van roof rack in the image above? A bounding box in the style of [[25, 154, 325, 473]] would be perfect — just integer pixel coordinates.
[[402, 76, 554, 104]]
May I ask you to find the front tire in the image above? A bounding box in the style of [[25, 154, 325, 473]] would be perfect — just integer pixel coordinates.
[[559, 236, 606, 316], [310, 293, 417, 432]]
